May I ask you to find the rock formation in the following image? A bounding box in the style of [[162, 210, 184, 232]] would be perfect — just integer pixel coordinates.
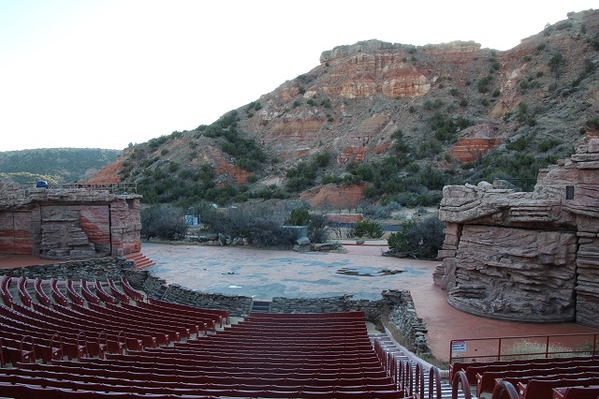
[[436, 138, 599, 326], [0, 183, 141, 259]]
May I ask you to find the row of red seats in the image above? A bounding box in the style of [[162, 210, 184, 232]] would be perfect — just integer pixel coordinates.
[[477, 364, 599, 395], [10, 361, 396, 390], [25, 358, 392, 381], [0, 381, 407, 399], [553, 385, 599, 399], [0, 365, 406, 398], [147, 297, 229, 325], [451, 358, 599, 398], [452, 355, 599, 384], [517, 377, 599, 399], [246, 310, 365, 321]]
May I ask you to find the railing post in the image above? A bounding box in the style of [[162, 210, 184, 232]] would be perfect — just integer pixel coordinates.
[[498, 337, 502, 360]]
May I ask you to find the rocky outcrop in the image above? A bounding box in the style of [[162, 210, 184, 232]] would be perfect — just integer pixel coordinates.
[[300, 183, 367, 210], [436, 138, 599, 326]]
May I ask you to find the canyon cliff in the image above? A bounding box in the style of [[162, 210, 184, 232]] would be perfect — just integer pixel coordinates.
[[90, 9, 599, 211]]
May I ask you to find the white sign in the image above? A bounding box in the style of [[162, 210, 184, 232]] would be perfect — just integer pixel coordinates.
[[452, 340, 467, 352]]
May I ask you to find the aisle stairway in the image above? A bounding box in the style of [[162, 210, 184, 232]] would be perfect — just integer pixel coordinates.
[[370, 332, 473, 399]]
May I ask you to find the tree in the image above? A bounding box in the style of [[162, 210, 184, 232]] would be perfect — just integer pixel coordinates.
[[287, 207, 310, 226], [141, 205, 188, 240]]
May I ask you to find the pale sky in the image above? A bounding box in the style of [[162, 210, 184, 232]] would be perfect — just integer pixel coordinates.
[[1, 0, 596, 151]]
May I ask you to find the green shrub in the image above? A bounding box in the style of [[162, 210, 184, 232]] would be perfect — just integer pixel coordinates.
[[477, 76, 492, 93], [506, 136, 528, 151], [587, 117, 599, 130], [314, 151, 332, 167], [354, 219, 384, 239], [307, 213, 330, 243], [321, 175, 340, 185], [287, 207, 310, 226], [538, 139, 561, 152], [549, 53, 565, 73], [387, 216, 445, 259]]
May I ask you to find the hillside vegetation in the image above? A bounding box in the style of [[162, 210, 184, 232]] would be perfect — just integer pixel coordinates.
[[93, 9, 598, 213]]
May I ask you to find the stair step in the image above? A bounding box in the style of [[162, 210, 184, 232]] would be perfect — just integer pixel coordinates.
[[250, 300, 271, 313], [125, 252, 155, 269]]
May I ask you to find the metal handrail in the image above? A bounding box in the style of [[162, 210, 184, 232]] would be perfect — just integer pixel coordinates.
[[59, 183, 138, 193], [428, 366, 443, 399], [491, 380, 519, 399], [10, 182, 138, 194], [451, 370, 472, 399], [450, 332, 599, 364]]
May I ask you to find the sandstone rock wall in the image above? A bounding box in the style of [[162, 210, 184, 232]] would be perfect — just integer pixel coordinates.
[[436, 138, 599, 326], [0, 210, 35, 255], [0, 186, 141, 259]]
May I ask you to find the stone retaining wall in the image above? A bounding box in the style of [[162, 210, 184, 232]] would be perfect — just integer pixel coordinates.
[[1, 258, 431, 355], [0, 257, 135, 280]]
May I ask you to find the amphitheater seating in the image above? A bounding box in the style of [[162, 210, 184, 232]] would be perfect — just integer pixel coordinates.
[[451, 355, 599, 398], [0, 276, 408, 398]]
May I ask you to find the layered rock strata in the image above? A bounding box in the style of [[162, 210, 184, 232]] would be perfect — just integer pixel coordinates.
[[436, 138, 599, 326]]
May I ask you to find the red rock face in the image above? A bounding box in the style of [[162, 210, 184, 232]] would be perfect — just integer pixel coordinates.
[[0, 211, 33, 255], [322, 52, 431, 99], [300, 183, 367, 210], [79, 205, 111, 254], [267, 116, 324, 152], [449, 123, 508, 163]]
